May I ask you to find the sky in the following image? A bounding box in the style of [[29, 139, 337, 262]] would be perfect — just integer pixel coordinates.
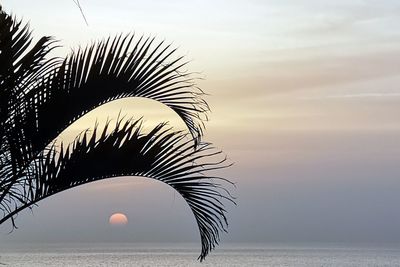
[[1, 0, 400, 246]]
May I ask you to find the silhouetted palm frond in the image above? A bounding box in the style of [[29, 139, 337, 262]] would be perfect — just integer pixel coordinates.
[[0, 6, 59, 208], [1, 119, 234, 260], [20, 33, 208, 161], [0, 6, 234, 261]]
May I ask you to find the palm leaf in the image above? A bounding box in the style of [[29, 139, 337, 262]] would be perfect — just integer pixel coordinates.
[[0, 6, 58, 204], [19, 33, 208, 163], [1, 119, 234, 261]]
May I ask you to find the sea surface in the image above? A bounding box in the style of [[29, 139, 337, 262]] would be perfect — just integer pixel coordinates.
[[1, 243, 400, 266]]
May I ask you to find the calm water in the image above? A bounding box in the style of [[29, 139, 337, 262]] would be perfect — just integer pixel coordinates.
[[1, 243, 400, 266]]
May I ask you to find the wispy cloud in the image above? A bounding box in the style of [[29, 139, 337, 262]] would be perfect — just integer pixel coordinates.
[[299, 92, 400, 100]]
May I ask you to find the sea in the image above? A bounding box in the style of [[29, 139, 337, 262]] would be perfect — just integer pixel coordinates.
[[1, 243, 400, 266]]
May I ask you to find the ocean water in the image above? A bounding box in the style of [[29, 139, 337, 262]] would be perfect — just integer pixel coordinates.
[[1, 243, 400, 266]]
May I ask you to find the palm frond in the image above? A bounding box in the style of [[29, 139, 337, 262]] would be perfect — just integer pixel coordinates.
[[0, 6, 58, 204], [19, 33, 207, 163], [1, 119, 234, 261]]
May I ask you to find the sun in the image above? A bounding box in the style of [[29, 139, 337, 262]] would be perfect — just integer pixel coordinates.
[[109, 213, 128, 226]]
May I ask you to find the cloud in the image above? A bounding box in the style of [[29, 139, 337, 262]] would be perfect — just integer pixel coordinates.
[[299, 92, 400, 100]]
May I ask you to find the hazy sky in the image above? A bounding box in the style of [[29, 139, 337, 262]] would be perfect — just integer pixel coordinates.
[[1, 0, 400, 245]]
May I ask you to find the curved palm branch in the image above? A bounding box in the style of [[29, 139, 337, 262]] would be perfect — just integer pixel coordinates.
[[21, 33, 208, 156], [8, 35, 208, 176], [1, 119, 234, 260], [0, 6, 234, 261]]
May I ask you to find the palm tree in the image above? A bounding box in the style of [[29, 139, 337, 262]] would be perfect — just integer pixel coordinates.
[[0, 6, 234, 261]]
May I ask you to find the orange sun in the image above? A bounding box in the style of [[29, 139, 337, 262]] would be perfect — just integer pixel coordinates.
[[109, 213, 128, 226]]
